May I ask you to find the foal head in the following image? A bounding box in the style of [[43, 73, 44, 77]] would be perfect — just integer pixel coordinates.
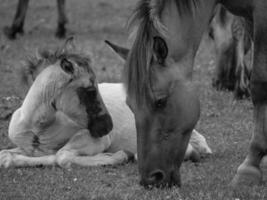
[[107, 0, 216, 187], [21, 41, 113, 138]]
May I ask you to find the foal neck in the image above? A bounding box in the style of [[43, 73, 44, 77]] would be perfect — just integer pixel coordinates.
[[21, 66, 62, 120]]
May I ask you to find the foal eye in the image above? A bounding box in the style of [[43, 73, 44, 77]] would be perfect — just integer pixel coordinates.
[[154, 97, 168, 109], [60, 58, 74, 74]]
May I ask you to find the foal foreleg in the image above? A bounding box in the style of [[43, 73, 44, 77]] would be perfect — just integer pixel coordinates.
[[57, 150, 133, 168], [56, 0, 67, 38], [0, 148, 56, 167], [3, 0, 30, 39], [56, 129, 134, 168]]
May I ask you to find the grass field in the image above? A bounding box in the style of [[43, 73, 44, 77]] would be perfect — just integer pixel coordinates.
[[0, 0, 266, 199]]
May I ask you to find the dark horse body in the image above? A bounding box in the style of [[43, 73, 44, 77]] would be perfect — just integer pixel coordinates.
[[209, 5, 253, 99], [107, 0, 267, 188], [3, 0, 67, 39]]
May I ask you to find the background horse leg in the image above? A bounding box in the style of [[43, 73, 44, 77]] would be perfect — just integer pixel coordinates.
[[3, 0, 30, 40], [231, 10, 267, 186], [56, 129, 134, 168], [212, 42, 236, 91], [233, 33, 251, 99], [232, 17, 252, 99], [210, 6, 235, 91], [210, 6, 252, 98], [55, 0, 67, 38]]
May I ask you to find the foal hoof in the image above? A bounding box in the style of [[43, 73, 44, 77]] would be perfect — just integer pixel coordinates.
[[0, 150, 14, 168], [123, 150, 135, 163], [189, 150, 201, 163], [111, 150, 135, 164], [56, 151, 74, 169], [230, 165, 262, 187]]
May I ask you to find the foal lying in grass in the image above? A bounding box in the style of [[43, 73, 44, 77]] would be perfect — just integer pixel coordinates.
[[0, 46, 212, 168]]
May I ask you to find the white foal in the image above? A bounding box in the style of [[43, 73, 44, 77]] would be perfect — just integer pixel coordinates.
[[0, 82, 212, 168]]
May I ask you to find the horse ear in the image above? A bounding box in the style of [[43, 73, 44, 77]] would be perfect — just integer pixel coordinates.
[[105, 40, 129, 60], [153, 36, 168, 63]]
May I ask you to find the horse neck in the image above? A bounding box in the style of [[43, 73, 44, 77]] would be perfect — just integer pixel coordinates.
[[221, 0, 252, 17], [161, 0, 217, 78]]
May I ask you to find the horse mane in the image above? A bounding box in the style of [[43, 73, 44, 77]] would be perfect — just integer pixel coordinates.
[[19, 47, 92, 89], [125, 0, 200, 107]]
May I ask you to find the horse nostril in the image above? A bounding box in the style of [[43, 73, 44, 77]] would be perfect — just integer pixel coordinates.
[[148, 170, 166, 183]]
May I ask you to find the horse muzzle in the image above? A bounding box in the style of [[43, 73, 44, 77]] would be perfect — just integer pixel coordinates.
[[140, 169, 181, 188]]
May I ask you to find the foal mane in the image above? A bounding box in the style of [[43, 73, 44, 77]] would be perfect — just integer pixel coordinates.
[[125, 0, 200, 107], [19, 47, 92, 88]]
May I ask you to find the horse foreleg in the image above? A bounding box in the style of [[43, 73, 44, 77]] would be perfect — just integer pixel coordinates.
[[55, 129, 134, 168], [3, 0, 30, 40], [231, 11, 267, 186], [231, 106, 267, 186], [56, 0, 67, 38]]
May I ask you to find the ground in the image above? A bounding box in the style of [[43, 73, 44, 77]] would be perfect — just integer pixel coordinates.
[[0, 0, 266, 200]]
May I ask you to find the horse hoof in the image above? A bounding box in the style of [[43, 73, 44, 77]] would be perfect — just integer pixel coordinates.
[[3, 26, 17, 40], [212, 79, 224, 91], [3, 26, 24, 40], [230, 165, 262, 187], [234, 88, 250, 100], [55, 28, 66, 39]]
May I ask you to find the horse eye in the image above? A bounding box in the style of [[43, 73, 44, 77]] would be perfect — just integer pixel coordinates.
[[154, 97, 168, 109]]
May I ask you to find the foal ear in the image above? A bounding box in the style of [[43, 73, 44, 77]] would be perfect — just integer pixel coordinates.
[[60, 58, 74, 74], [153, 36, 168, 63], [105, 40, 129, 60], [61, 36, 76, 53]]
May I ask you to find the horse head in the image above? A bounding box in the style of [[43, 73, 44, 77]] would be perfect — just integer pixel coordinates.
[[106, 38, 200, 187], [106, 0, 218, 187]]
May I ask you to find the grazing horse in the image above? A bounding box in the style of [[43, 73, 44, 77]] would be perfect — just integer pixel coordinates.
[[3, 0, 67, 39], [209, 5, 253, 99], [0, 46, 212, 168], [107, 0, 267, 188]]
